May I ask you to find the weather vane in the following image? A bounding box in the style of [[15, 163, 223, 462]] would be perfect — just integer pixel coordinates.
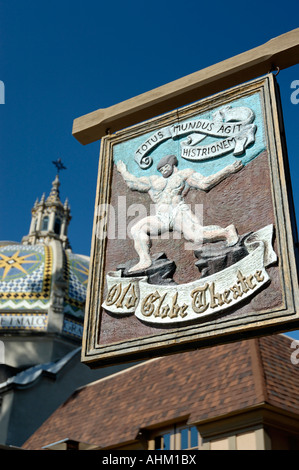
[[52, 158, 67, 174]]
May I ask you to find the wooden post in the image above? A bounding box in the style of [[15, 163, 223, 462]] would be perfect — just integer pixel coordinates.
[[73, 28, 299, 145]]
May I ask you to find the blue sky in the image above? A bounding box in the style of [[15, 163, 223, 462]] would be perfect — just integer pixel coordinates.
[[0, 2, 298, 338]]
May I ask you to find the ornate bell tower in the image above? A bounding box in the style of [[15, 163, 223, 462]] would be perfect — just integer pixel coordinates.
[[22, 160, 71, 249]]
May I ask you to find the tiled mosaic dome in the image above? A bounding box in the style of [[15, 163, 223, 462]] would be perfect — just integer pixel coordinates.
[[0, 244, 52, 310], [0, 172, 89, 339], [0, 243, 89, 316], [63, 250, 89, 316]]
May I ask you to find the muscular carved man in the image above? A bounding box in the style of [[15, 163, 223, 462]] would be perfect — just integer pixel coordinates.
[[116, 155, 243, 273]]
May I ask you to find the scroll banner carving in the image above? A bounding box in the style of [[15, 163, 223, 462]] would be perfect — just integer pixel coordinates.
[[134, 106, 257, 169], [102, 225, 277, 325]]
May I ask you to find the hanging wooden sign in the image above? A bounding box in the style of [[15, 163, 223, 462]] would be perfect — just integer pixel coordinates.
[[82, 74, 299, 367]]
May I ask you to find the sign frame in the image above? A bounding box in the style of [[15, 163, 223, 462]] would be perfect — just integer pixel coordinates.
[[82, 74, 299, 368]]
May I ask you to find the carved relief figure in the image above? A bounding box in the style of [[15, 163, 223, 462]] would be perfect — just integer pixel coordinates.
[[117, 155, 243, 273], [102, 94, 279, 327]]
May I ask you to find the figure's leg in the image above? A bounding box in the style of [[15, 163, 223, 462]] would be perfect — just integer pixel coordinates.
[[173, 208, 203, 244], [129, 216, 166, 272], [174, 209, 238, 246], [202, 224, 238, 246]]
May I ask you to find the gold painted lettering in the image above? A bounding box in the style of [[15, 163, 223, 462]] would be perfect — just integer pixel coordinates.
[[105, 284, 122, 306], [168, 292, 180, 319], [160, 304, 170, 318], [167, 292, 188, 318], [154, 293, 167, 317], [105, 283, 138, 310], [236, 270, 249, 293], [223, 289, 232, 304], [230, 284, 243, 299], [141, 291, 161, 317], [167, 292, 189, 319], [255, 270, 265, 282], [115, 283, 132, 308], [180, 304, 188, 318], [141, 290, 189, 319], [124, 284, 138, 309], [191, 283, 209, 314], [246, 274, 256, 289], [209, 282, 224, 309]]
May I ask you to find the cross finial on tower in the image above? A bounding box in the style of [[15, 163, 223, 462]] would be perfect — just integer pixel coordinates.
[[52, 158, 67, 174]]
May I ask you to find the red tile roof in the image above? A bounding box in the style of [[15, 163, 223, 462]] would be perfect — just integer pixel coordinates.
[[22, 334, 299, 450]]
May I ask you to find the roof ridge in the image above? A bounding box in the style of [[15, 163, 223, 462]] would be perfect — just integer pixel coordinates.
[[77, 356, 163, 391], [0, 346, 82, 392], [248, 337, 268, 404]]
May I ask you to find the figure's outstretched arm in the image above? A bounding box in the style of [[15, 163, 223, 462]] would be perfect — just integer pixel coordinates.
[[116, 160, 151, 192], [186, 160, 243, 191]]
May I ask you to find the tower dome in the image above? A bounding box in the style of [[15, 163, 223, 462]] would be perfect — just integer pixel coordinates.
[[22, 172, 72, 249], [0, 168, 89, 365]]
